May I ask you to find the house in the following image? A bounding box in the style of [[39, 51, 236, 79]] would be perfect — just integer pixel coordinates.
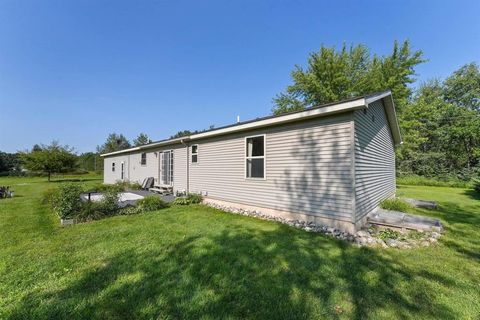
[[101, 91, 401, 233]]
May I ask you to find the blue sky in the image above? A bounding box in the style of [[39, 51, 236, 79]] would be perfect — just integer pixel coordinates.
[[1, 0, 479, 153]]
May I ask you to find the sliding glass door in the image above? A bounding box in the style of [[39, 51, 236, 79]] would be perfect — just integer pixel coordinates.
[[160, 151, 174, 186]]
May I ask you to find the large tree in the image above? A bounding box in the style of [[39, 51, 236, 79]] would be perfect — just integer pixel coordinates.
[[272, 40, 424, 115], [0, 152, 20, 173], [443, 62, 480, 112], [133, 133, 152, 146], [96, 133, 131, 154], [20, 142, 78, 181]]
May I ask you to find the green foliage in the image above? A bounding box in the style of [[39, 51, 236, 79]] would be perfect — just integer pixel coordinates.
[[94, 181, 142, 192], [377, 228, 400, 240], [41, 187, 59, 205], [77, 152, 102, 173], [473, 178, 480, 194], [133, 133, 152, 146], [272, 40, 424, 115], [380, 198, 412, 213], [397, 175, 472, 188], [136, 196, 169, 212], [96, 133, 131, 154], [52, 184, 84, 219], [20, 141, 78, 181], [443, 62, 480, 112], [173, 193, 203, 205], [0, 151, 20, 173]]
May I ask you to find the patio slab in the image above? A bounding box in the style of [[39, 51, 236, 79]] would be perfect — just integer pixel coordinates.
[[368, 208, 443, 232]]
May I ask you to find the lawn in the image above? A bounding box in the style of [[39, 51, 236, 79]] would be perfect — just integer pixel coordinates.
[[0, 175, 479, 319]]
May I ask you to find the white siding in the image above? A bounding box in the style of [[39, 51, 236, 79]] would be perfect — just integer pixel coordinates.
[[103, 154, 129, 184], [354, 100, 396, 221], [189, 114, 354, 221], [172, 144, 188, 193]]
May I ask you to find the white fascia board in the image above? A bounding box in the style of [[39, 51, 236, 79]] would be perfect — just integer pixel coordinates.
[[101, 96, 375, 157], [100, 137, 188, 157], [189, 98, 366, 141]]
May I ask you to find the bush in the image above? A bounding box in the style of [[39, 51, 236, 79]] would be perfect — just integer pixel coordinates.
[[136, 196, 168, 212], [172, 196, 190, 205], [94, 181, 142, 193], [380, 198, 412, 213], [473, 178, 480, 194], [172, 193, 203, 205], [396, 175, 472, 188], [53, 184, 84, 219], [42, 188, 59, 205]]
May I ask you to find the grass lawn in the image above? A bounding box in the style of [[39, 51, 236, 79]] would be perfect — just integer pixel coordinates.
[[1, 175, 479, 319]]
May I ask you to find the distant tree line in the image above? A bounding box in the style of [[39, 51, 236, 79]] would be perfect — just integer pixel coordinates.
[[273, 40, 480, 181]]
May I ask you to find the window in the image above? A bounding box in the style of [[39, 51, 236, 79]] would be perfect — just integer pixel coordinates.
[[141, 153, 147, 165], [112, 162, 115, 172], [191, 145, 198, 163], [246, 135, 265, 179]]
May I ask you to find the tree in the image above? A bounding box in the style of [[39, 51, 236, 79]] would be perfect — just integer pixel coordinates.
[[133, 133, 152, 146], [20, 141, 78, 181], [170, 130, 192, 139], [272, 40, 424, 115], [443, 62, 480, 112], [96, 133, 131, 154], [0, 152, 20, 173]]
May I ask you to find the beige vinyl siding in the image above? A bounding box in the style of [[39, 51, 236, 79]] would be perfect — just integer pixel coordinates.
[[354, 100, 396, 221], [172, 144, 188, 193], [189, 114, 355, 221], [103, 154, 129, 184], [127, 151, 159, 184]]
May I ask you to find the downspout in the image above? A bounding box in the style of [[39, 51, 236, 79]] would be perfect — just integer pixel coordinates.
[[180, 139, 189, 194]]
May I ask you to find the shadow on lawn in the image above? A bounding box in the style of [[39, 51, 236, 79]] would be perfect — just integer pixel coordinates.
[[9, 225, 456, 320]]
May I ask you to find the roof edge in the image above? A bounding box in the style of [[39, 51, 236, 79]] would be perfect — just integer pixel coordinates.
[[101, 91, 395, 157]]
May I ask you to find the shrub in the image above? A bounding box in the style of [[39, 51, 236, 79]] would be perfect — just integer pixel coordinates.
[[42, 187, 59, 205], [172, 193, 203, 205], [172, 196, 190, 205], [94, 181, 142, 193], [118, 205, 142, 215], [473, 178, 480, 194], [186, 193, 203, 204], [136, 196, 168, 212], [396, 175, 472, 188], [96, 189, 120, 216], [378, 228, 400, 240], [380, 198, 412, 213], [53, 184, 84, 219]]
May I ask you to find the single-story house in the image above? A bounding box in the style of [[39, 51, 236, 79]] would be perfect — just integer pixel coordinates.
[[101, 91, 401, 232]]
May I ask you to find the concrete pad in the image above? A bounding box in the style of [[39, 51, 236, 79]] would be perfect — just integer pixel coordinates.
[[368, 208, 443, 232]]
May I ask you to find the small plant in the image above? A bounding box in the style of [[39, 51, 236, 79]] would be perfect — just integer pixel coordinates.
[[53, 184, 84, 219], [172, 193, 203, 205], [186, 193, 203, 204], [380, 198, 412, 212], [136, 196, 168, 212], [378, 228, 400, 240]]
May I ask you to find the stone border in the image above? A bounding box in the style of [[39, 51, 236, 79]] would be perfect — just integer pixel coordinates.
[[204, 202, 441, 249]]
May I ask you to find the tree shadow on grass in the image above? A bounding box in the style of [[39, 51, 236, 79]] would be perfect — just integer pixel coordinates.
[[8, 225, 456, 319]]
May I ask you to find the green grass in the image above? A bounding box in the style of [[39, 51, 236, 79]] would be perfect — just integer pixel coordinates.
[[379, 198, 413, 212], [396, 175, 473, 188], [1, 175, 479, 319]]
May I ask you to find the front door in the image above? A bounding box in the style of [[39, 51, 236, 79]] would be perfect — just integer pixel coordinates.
[[160, 150, 173, 186]]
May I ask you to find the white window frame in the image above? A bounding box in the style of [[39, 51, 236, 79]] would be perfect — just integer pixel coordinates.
[[140, 152, 147, 166], [244, 134, 266, 180], [191, 144, 199, 164]]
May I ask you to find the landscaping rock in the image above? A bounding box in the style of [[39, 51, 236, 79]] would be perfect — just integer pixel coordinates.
[[204, 202, 442, 249]]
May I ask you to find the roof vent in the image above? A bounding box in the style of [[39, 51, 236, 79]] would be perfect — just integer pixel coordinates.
[[236, 115, 240, 123]]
